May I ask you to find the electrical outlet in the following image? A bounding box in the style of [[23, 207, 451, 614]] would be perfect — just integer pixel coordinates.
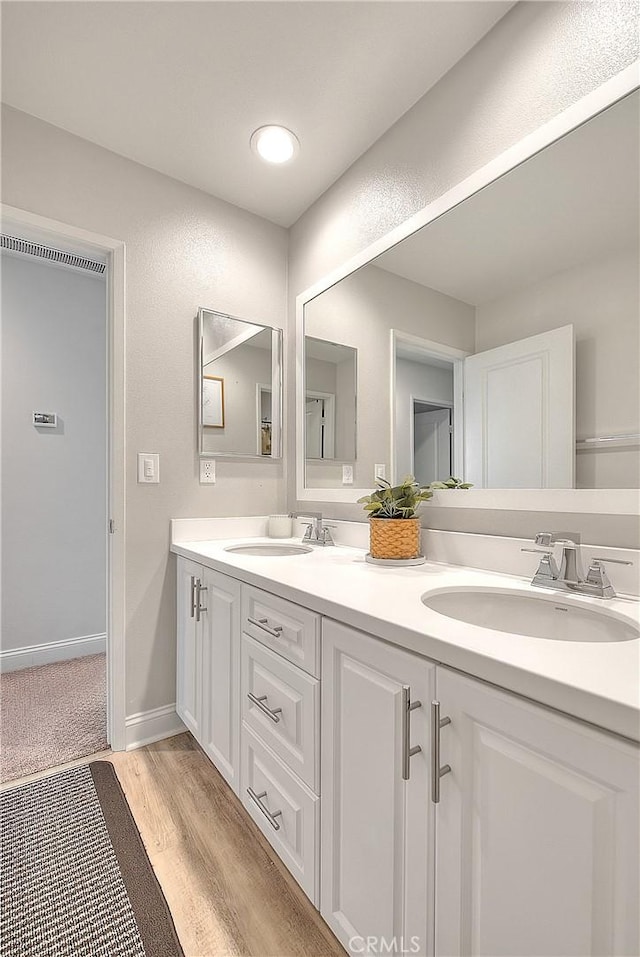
[[200, 459, 216, 484], [375, 463, 386, 481], [137, 452, 159, 484], [342, 464, 354, 485]]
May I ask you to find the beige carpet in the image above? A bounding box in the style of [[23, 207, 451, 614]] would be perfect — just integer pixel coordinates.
[[0, 653, 108, 783]]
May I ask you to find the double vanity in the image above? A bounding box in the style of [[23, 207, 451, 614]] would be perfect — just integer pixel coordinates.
[[171, 517, 639, 957], [176, 74, 640, 957]]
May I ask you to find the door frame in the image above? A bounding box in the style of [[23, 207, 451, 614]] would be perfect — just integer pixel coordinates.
[[391, 330, 468, 484], [305, 389, 336, 459], [1, 203, 127, 751], [255, 382, 271, 455]]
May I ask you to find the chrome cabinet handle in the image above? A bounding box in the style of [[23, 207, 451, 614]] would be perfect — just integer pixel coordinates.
[[247, 692, 282, 723], [401, 686, 422, 781], [431, 700, 451, 804], [247, 616, 284, 638], [190, 576, 197, 618], [195, 580, 207, 623], [246, 788, 283, 831]]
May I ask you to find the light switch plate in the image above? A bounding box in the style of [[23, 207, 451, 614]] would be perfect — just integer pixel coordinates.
[[375, 464, 386, 481], [200, 459, 216, 484], [137, 452, 159, 484], [342, 464, 354, 485]]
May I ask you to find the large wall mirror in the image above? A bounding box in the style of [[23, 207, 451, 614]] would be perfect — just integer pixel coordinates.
[[199, 308, 282, 458], [297, 87, 639, 508]]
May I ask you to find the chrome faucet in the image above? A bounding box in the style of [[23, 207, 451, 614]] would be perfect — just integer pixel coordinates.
[[522, 531, 632, 598], [288, 511, 335, 547]]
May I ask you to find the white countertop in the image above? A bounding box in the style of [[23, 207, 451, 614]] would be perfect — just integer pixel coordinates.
[[171, 535, 640, 743]]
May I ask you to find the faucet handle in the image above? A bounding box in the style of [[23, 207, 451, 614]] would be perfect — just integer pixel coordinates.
[[534, 533, 553, 547], [583, 558, 631, 598], [522, 548, 560, 582], [590, 557, 632, 566]]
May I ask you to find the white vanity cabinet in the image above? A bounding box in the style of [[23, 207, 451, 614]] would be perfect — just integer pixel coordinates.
[[434, 668, 640, 957], [321, 619, 436, 956], [175, 553, 639, 957], [176, 556, 241, 794]]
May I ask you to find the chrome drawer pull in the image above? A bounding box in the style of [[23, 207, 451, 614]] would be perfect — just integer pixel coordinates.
[[401, 686, 422, 780], [195, 580, 207, 623], [431, 700, 451, 804], [247, 692, 282, 723], [247, 787, 283, 831], [247, 616, 284, 638], [190, 576, 197, 619]]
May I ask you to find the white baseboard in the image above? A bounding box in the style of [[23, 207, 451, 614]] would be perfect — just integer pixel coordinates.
[[125, 703, 186, 750], [0, 633, 107, 673]]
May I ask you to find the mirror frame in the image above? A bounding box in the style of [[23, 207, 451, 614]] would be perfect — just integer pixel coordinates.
[[198, 307, 283, 459], [295, 63, 639, 514]]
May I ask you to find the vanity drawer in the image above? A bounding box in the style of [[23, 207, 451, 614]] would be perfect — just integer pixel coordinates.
[[242, 634, 319, 791], [241, 585, 320, 677], [241, 726, 318, 904]]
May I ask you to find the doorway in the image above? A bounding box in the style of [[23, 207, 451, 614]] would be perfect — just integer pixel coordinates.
[[305, 391, 336, 459], [0, 204, 126, 773], [1, 238, 108, 780], [412, 400, 453, 486]]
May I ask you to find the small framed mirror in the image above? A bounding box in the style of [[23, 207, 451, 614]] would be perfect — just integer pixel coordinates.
[[198, 308, 282, 458]]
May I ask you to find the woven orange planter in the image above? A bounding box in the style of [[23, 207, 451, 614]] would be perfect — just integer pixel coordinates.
[[369, 517, 422, 560]]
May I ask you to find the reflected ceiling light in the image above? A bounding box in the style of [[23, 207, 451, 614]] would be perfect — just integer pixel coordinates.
[[250, 125, 299, 164]]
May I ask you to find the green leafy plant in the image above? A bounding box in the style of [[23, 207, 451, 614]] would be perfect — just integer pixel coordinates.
[[429, 476, 473, 491], [357, 475, 472, 519]]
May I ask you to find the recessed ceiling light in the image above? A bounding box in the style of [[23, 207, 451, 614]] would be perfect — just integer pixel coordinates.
[[250, 125, 300, 164]]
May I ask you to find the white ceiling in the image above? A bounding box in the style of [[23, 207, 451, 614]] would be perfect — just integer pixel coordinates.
[[1, 1, 514, 227], [376, 91, 640, 305]]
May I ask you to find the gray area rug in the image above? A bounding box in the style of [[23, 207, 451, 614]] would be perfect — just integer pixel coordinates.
[[0, 653, 108, 782], [0, 762, 183, 957]]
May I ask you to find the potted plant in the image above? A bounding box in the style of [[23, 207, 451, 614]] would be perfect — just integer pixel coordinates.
[[358, 475, 471, 560]]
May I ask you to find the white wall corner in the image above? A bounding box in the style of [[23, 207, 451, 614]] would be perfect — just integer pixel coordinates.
[[125, 703, 186, 750]]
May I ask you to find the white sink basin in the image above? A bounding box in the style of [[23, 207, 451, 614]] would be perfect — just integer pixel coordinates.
[[422, 588, 638, 643], [224, 543, 312, 557]]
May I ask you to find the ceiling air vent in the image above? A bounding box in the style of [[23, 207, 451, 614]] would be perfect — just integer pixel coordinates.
[[0, 234, 106, 274]]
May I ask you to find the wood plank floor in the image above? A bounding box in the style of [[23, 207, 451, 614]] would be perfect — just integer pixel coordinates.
[[106, 733, 346, 957]]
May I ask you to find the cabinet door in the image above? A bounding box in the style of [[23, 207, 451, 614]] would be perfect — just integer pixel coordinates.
[[435, 668, 640, 957], [176, 557, 203, 737], [321, 619, 435, 957], [200, 568, 241, 793]]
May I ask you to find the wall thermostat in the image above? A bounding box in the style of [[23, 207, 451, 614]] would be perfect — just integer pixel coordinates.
[[33, 412, 57, 428]]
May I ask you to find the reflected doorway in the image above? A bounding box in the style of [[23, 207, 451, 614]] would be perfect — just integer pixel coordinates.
[[412, 401, 452, 486]]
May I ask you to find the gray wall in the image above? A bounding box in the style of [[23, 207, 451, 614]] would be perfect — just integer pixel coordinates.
[[288, 0, 640, 545], [1, 253, 106, 651], [1, 105, 288, 716]]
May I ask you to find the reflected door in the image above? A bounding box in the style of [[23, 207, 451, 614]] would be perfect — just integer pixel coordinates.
[[464, 325, 574, 488], [414, 408, 451, 485], [306, 397, 325, 458]]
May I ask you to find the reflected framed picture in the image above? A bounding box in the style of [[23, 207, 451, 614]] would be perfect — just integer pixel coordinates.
[[203, 375, 225, 428]]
